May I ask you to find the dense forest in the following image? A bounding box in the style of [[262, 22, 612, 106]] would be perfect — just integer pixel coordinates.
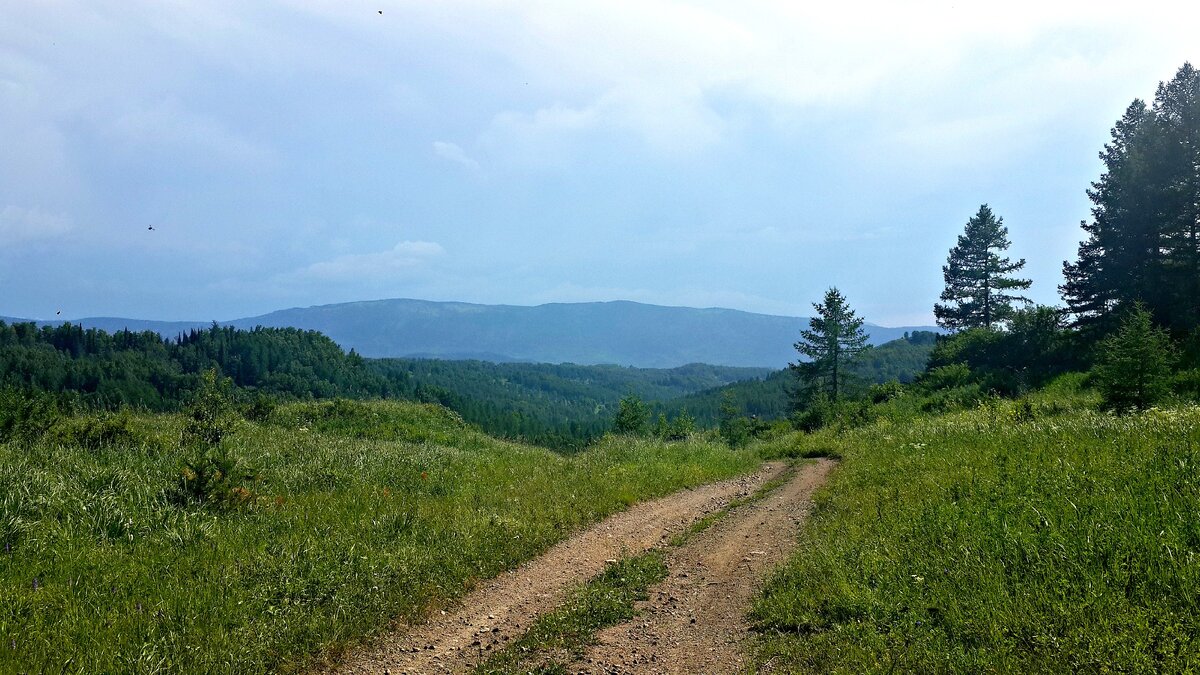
[[371, 359, 769, 448], [0, 322, 391, 408], [0, 319, 935, 449], [0, 320, 772, 448]]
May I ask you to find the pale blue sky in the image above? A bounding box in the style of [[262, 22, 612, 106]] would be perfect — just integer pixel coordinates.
[[1, 1, 1196, 325]]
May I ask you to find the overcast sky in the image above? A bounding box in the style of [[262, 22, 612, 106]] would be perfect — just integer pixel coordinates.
[[1, 1, 1196, 325]]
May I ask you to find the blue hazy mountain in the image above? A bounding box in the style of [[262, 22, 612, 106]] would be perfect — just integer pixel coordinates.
[[5, 299, 938, 368]]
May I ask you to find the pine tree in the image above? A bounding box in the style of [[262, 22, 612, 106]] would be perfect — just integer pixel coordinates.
[[791, 287, 870, 402], [934, 204, 1031, 330], [1061, 63, 1200, 335], [1061, 99, 1161, 333], [1152, 63, 1200, 330]]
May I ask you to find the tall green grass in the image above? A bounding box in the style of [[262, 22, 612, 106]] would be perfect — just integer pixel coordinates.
[[752, 399, 1200, 673], [0, 399, 756, 673]]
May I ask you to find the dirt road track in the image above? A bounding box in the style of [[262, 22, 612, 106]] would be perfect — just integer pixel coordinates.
[[332, 459, 834, 674], [568, 458, 835, 674]]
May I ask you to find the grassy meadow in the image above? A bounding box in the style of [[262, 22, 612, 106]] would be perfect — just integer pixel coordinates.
[[751, 384, 1200, 673], [0, 399, 757, 674]]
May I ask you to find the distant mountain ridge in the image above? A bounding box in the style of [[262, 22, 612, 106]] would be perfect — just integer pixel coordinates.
[[3, 299, 939, 368]]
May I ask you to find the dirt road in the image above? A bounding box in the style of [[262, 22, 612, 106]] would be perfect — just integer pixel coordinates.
[[568, 458, 835, 674], [333, 459, 834, 674]]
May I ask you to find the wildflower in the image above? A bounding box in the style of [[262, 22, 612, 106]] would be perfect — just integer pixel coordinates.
[[31, 578, 38, 591]]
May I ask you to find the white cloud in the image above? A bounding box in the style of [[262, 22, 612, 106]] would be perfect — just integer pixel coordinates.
[[432, 141, 480, 170], [284, 240, 445, 283], [104, 99, 272, 167], [450, 0, 1200, 157], [0, 205, 72, 244], [485, 82, 724, 157]]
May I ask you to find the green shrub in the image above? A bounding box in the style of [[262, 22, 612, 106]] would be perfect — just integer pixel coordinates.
[[273, 398, 471, 446], [0, 388, 65, 444], [918, 362, 973, 390], [45, 409, 152, 451], [241, 393, 278, 423], [182, 369, 239, 448], [868, 379, 905, 404], [653, 410, 696, 441], [1171, 369, 1200, 401], [174, 369, 255, 507], [175, 447, 258, 507], [613, 395, 650, 435]]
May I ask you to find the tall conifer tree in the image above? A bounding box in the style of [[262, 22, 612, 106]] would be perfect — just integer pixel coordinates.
[[934, 204, 1031, 330], [1062, 63, 1200, 334], [791, 287, 869, 402]]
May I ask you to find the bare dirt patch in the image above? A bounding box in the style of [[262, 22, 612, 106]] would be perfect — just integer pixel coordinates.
[[567, 458, 836, 674], [332, 462, 792, 675]]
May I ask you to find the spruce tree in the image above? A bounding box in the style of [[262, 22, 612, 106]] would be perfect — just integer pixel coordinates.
[[791, 287, 870, 401], [1095, 304, 1174, 411], [934, 204, 1031, 330]]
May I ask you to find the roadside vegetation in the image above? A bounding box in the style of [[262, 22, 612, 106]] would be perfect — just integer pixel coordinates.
[[0, 382, 758, 674], [752, 387, 1200, 672]]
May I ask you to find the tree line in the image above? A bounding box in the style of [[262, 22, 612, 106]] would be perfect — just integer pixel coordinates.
[[788, 63, 1200, 415], [0, 322, 393, 409]]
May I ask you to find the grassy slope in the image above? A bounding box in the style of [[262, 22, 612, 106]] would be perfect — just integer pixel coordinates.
[[0, 400, 757, 674], [752, 388, 1200, 672]]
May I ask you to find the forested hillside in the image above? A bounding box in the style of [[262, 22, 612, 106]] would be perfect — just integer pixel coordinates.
[[0, 320, 770, 449], [0, 321, 391, 408], [669, 331, 938, 425], [371, 359, 769, 448]]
